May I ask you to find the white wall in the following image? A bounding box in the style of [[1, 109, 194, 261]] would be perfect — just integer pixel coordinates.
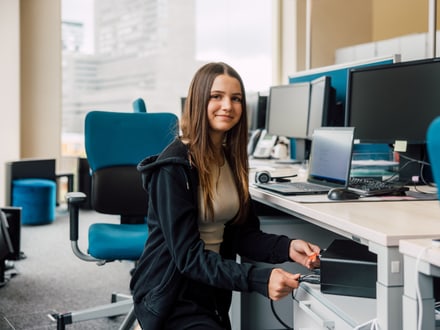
[[20, 0, 62, 160], [0, 1, 20, 205], [335, 32, 434, 63], [0, 0, 62, 206]]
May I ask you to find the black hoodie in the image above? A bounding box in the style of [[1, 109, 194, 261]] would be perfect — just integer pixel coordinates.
[[130, 138, 293, 327]]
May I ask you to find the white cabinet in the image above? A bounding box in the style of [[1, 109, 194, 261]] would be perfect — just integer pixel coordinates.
[[293, 283, 376, 330]]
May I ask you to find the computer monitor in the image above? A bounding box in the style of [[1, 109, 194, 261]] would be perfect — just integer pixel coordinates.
[[345, 57, 440, 183], [345, 57, 440, 144], [266, 82, 310, 139], [180, 97, 187, 115], [289, 55, 400, 125], [307, 76, 335, 138], [246, 92, 267, 131]]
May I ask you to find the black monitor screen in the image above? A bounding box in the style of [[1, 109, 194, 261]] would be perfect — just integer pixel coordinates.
[[346, 58, 440, 144], [266, 82, 310, 139], [307, 76, 334, 138], [246, 92, 267, 131]]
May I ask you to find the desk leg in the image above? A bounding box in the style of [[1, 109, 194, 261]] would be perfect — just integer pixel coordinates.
[[402, 255, 436, 330], [369, 243, 403, 330], [377, 283, 403, 330]]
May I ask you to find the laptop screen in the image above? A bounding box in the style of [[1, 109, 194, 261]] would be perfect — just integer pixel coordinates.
[[307, 127, 355, 187]]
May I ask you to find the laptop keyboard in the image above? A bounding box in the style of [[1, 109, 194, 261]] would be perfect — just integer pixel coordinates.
[[255, 181, 331, 195], [286, 182, 329, 192], [348, 177, 409, 197]]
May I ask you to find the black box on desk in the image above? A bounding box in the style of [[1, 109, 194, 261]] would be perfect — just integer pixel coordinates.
[[320, 239, 377, 299]]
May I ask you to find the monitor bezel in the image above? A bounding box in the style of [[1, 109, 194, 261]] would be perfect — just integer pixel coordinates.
[[345, 57, 440, 144], [246, 92, 267, 131], [288, 55, 400, 119], [266, 82, 311, 139], [307, 76, 332, 138]]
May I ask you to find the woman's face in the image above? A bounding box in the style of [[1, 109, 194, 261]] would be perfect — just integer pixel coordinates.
[[207, 74, 243, 141]]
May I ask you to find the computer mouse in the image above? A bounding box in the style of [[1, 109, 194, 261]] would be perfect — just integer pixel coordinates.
[[327, 188, 360, 200]]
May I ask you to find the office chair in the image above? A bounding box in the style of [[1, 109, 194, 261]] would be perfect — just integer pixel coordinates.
[[53, 111, 178, 329], [427, 116, 440, 199]]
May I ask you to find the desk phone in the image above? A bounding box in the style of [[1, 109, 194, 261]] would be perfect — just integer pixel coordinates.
[[252, 130, 277, 159]]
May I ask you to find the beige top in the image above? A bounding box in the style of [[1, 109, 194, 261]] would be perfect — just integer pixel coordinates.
[[198, 159, 239, 253]]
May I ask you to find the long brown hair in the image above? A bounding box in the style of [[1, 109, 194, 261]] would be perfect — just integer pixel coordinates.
[[180, 62, 249, 224]]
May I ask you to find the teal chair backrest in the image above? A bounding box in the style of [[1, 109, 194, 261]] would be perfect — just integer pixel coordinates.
[[132, 98, 147, 113], [84, 111, 179, 216], [427, 116, 440, 199], [85, 111, 178, 172]]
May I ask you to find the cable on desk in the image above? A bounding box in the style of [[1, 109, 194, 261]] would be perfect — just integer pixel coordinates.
[[394, 152, 437, 193], [270, 299, 293, 330], [299, 273, 320, 284], [399, 153, 431, 167], [411, 180, 438, 195], [398, 153, 434, 187]]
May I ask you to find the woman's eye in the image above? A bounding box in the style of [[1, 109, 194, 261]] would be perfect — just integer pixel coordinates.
[[210, 94, 221, 100], [232, 96, 242, 102]]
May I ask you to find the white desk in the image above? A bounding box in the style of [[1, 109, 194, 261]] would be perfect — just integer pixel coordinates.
[[400, 238, 440, 330], [249, 185, 440, 330]]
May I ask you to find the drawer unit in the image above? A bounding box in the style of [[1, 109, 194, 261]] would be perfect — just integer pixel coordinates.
[[293, 283, 376, 330]]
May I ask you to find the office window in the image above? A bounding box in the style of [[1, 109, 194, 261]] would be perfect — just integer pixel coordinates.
[[196, 0, 272, 92], [61, 0, 273, 157]]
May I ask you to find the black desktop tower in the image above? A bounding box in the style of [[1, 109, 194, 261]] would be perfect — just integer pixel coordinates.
[[1, 207, 21, 261], [320, 239, 377, 299]]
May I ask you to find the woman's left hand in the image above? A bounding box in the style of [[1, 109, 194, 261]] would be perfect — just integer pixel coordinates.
[[289, 239, 321, 269]]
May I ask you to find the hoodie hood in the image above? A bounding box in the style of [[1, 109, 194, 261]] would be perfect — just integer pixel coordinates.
[[137, 138, 192, 191]]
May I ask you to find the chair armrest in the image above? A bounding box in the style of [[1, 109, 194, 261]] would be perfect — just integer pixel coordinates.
[[65, 192, 101, 263], [66, 192, 86, 242], [66, 191, 87, 204]]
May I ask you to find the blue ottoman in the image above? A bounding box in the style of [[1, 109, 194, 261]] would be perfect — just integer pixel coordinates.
[[12, 178, 56, 225]]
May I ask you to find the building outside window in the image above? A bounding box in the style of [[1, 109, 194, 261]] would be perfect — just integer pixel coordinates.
[[61, 0, 273, 157]]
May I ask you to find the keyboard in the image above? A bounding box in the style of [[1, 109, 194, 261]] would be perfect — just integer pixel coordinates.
[[348, 177, 409, 197]]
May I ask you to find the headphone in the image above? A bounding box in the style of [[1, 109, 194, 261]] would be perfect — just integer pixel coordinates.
[[254, 170, 297, 184]]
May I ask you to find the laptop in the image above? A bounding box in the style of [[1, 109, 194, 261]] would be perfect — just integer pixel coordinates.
[[256, 127, 355, 195]]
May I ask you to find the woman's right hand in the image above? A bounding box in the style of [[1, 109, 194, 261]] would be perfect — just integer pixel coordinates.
[[268, 268, 300, 301]]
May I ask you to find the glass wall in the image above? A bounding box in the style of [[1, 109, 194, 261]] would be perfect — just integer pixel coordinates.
[[61, 0, 273, 157]]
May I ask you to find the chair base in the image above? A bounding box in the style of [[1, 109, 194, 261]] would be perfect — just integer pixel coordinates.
[[51, 293, 136, 330]]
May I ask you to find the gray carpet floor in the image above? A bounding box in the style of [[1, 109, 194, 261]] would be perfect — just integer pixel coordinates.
[[0, 206, 137, 330]]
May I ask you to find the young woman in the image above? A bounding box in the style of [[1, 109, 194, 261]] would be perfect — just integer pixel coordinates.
[[130, 62, 321, 329]]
